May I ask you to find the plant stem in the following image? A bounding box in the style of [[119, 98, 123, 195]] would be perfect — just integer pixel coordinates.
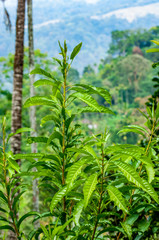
[[62, 51, 67, 213], [2, 121, 20, 238]]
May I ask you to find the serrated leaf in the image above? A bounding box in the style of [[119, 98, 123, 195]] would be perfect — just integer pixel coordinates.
[[73, 200, 84, 226], [118, 125, 149, 135], [77, 106, 114, 114], [70, 42, 82, 61], [50, 186, 67, 213], [14, 153, 43, 160], [141, 179, 159, 204], [156, 102, 159, 120], [107, 185, 128, 213], [70, 92, 114, 114], [66, 158, 87, 190], [8, 158, 20, 172], [125, 214, 140, 225], [118, 128, 146, 137], [145, 165, 155, 183], [27, 137, 48, 144], [121, 222, 132, 240], [73, 84, 112, 104], [30, 68, 57, 81], [113, 160, 144, 189], [24, 96, 57, 108], [138, 219, 151, 232], [83, 173, 98, 208]]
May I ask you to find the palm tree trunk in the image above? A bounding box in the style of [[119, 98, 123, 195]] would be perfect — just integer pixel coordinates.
[[27, 0, 40, 230], [10, 0, 26, 239], [11, 0, 25, 155]]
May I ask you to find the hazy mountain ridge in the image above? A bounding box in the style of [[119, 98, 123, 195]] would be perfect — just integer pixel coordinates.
[[0, 0, 159, 72]]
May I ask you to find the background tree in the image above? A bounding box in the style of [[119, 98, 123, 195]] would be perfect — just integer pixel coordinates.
[[10, 0, 26, 237], [0, 0, 11, 31]]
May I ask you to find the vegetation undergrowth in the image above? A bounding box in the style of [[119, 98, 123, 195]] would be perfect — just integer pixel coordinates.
[[0, 41, 159, 239]]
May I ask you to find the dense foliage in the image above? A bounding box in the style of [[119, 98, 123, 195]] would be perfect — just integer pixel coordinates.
[[0, 40, 159, 239]]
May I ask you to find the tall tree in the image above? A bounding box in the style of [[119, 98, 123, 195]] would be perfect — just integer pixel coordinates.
[[0, 0, 12, 31], [27, 0, 40, 229], [10, 0, 26, 238], [11, 0, 25, 155]]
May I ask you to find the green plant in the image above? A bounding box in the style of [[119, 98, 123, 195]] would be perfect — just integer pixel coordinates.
[[1, 41, 159, 239], [0, 118, 40, 239]]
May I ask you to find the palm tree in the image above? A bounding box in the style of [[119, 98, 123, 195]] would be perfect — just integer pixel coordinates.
[[0, 0, 12, 31], [11, 0, 25, 156], [27, 0, 40, 229]]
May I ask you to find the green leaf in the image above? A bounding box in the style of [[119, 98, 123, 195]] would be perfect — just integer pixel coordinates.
[[73, 200, 84, 226], [34, 79, 57, 88], [27, 137, 48, 144], [53, 57, 62, 66], [8, 158, 20, 172], [0, 225, 15, 232], [113, 160, 144, 189], [0, 207, 7, 213], [30, 68, 57, 81], [156, 102, 159, 120], [145, 165, 155, 183], [0, 190, 8, 204], [151, 40, 159, 45], [118, 128, 146, 137], [118, 125, 149, 137], [138, 219, 151, 232], [73, 84, 112, 104], [125, 214, 140, 225], [0, 216, 10, 223], [121, 222, 132, 240], [70, 92, 114, 114], [47, 131, 63, 146], [18, 212, 40, 229], [146, 48, 159, 53], [12, 192, 25, 211], [141, 179, 159, 204], [14, 153, 43, 160], [66, 158, 87, 190], [77, 106, 114, 114], [83, 173, 98, 208], [50, 186, 67, 213], [114, 160, 159, 204], [70, 42, 82, 61], [7, 127, 34, 142], [40, 224, 50, 238], [41, 114, 60, 126], [146, 106, 152, 118], [24, 96, 57, 108], [107, 185, 128, 214]]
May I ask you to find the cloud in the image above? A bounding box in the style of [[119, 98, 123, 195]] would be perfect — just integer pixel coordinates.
[[72, 0, 99, 4], [91, 2, 159, 23], [33, 19, 62, 29]]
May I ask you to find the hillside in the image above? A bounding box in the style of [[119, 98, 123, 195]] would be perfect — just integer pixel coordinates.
[[1, 0, 159, 72]]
